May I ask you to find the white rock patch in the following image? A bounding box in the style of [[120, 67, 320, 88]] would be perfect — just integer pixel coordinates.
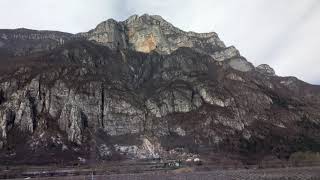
[[174, 127, 186, 136], [228, 58, 254, 72]]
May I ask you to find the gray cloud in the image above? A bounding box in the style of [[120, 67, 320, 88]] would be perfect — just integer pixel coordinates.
[[0, 0, 319, 84], [0, 0, 122, 33], [258, 0, 319, 60]]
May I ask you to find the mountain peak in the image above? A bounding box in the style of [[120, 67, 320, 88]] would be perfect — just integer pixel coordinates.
[[79, 14, 226, 54], [125, 14, 167, 24]]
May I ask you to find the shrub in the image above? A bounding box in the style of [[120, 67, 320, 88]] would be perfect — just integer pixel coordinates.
[[289, 151, 320, 166]]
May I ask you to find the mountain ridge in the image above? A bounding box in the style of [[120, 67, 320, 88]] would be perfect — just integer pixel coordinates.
[[0, 14, 319, 166]]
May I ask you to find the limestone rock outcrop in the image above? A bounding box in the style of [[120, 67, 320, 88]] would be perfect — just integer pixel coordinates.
[[256, 64, 276, 76], [78, 14, 226, 55]]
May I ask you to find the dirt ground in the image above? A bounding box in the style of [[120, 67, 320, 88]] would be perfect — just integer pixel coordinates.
[[10, 166, 320, 180]]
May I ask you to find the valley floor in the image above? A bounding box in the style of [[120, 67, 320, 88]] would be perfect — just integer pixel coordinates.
[[4, 166, 320, 180]]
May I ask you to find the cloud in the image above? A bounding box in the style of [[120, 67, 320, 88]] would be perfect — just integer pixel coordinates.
[[273, 4, 320, 83], [0, 0, 319, 84], [0, 0, 121, 33]]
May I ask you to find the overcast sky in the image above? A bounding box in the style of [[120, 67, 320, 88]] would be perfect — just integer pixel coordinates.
[[1, 0, 319, 84]]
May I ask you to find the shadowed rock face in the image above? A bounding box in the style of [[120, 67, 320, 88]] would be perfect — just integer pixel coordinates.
[[0, 14, 319, 165], [0, 28, 72, 57]]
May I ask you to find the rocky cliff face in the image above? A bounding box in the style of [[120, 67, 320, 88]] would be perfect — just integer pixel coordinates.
[[0, 14, 319, 165], [78, 14, 226, 55]]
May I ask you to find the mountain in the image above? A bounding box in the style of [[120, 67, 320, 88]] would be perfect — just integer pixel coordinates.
[[0, 14, 319, 166]]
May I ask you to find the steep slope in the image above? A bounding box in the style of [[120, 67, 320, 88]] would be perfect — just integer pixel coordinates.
[[0, 14, 319, 165], [0, 28, 72, 58]]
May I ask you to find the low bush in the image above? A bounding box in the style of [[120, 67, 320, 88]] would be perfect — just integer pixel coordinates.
[[289, 151, 320, 166]]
